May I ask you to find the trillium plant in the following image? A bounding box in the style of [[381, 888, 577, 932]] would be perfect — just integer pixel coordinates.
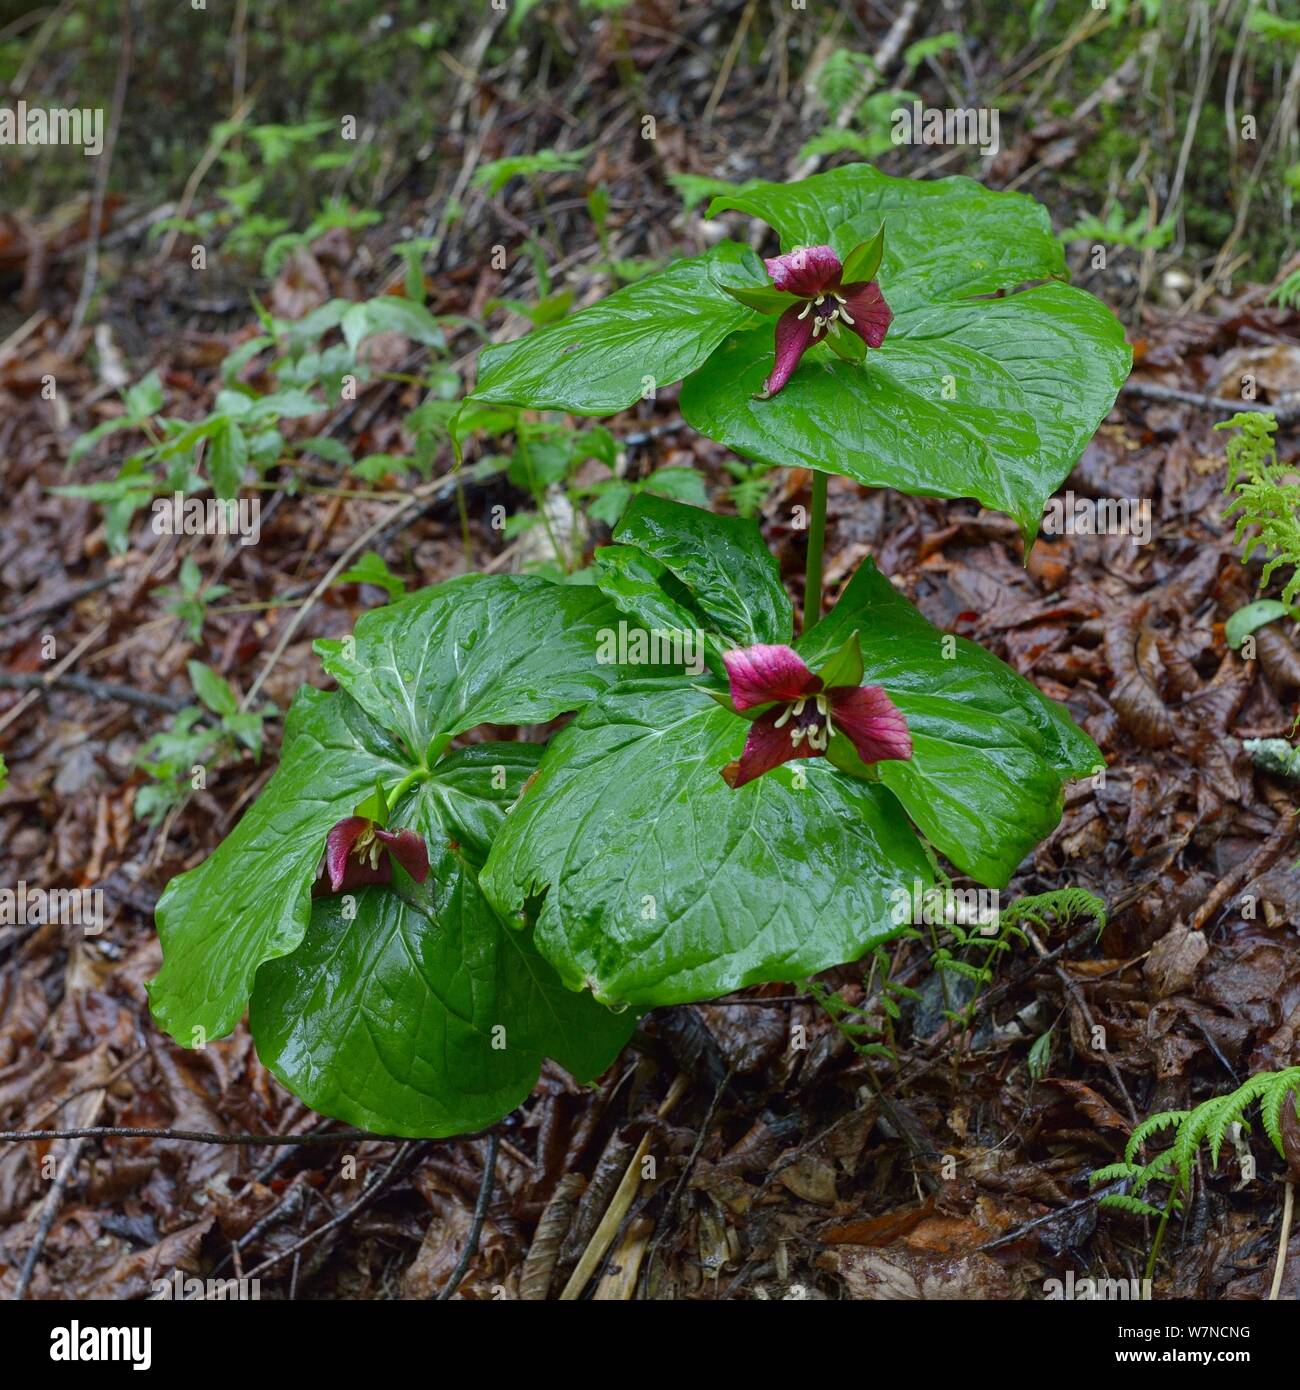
[[149, 165, 1131, 1136]]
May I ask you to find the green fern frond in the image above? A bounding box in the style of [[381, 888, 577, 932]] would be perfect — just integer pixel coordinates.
[[1124, 1110, 1188, 1165], [1260, 1068, 1300, 1159], [1002, 887, 1108, 938], [1090, 1161, 1143, 1185], [1218, 412, 1300, 611], [1100, 1194, 1166, 1220]]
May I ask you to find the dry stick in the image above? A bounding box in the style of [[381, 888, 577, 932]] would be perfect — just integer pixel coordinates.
[[8, 0, 72, 94], [1270, 1181, 1295, 1301], [637, 1068, 733, 1297], [437, 1131, 500, 1301], [1195, 49, 1300, 313], [241, 1142, 418, 1283], [1160, 0, 1214, 229], [1121, 378, 1300, 424], [12, 1136, 89, 1300], [239, 474, 460, 712], [0, 619, 107, 738], [58, 0, 131, 356], [1024, 924, 1139, 1126], [0, 671, 186, 714], [0, 309, 48, 367], [0, 1125, 378, 1146], [701, 0, 758, 131], [156, 99, 253, 264], [560, 1074, 689, 1300], [12, 1087, 106, 1301], [1190, 806, 1295, 931], [0, 573, 120, 629], [741, 0, 919, 251], [792, 0, 921, 181]]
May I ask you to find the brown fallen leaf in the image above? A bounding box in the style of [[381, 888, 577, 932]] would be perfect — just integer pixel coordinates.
[[1144, 922, 1209, 999], [1048, 1080, 1132, 1133]]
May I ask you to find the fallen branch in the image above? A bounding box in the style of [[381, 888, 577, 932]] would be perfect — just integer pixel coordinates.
[[437, 1131, 500, 1300], [0, 671, 187, 714], [1121, 379, 1300, 424], [0, 1125, 383, 1146]]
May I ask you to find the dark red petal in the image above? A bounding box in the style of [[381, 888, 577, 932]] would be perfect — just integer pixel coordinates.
[[320, 817, 431, 894], [839, 281, 893, 349], [723, 644, 820, 710], [763, 303, 817, 397], [374, 827, 430, 884], [324, 816, 371, 893], [721, 707, 821, 789], [763, 245, 842, 297], [828, 685, 912, 764]]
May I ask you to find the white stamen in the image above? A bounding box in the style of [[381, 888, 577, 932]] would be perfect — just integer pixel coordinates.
[[839, 306, 855, 326], [797, 301, 812, 320]]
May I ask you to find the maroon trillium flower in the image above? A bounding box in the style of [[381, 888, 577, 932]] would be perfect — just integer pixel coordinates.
[[315, 816, 431, 895], [760, 244, 892, 397], [717, 641, 911, 790]]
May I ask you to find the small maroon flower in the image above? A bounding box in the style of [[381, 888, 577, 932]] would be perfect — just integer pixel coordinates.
[[759, 243, 892, 397], [716, 640, 911, 790], [316, 816, 430, 895]]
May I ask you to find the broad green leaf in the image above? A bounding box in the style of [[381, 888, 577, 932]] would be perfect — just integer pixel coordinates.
[[249, 754, 633, 1137], [680, 282, 1131, 540], [706, 165, 1067, 312], [481, 679, 933, 1007], [609, 495, 793, 647], [798, 557, 1100, 885], [149, 687, 411, 1043], [315, 574, 626, 760], [467, 242, 761, 415], [593, 546, 719, 674]]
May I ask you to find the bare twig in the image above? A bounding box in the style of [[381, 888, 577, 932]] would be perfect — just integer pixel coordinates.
[[1121, 378, 1300, 425], [241, 1142, 419, 1283], [437, 1131, 500, 1300], [12, 1136, 90, 1299], [0, 1125, 380, 1146], [0, 671, 187, 714], [59, 0, 132, 354], [1271, 1181, 1295, 1301]]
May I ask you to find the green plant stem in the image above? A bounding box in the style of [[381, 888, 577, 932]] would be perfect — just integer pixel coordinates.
[[804, 470, 828, 632], [1144, 1188, 1178, 1289], [386, 765, 429, 809]]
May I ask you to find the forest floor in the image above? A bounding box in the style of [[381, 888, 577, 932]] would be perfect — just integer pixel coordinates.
[[2, 2, 1299, 1301]]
